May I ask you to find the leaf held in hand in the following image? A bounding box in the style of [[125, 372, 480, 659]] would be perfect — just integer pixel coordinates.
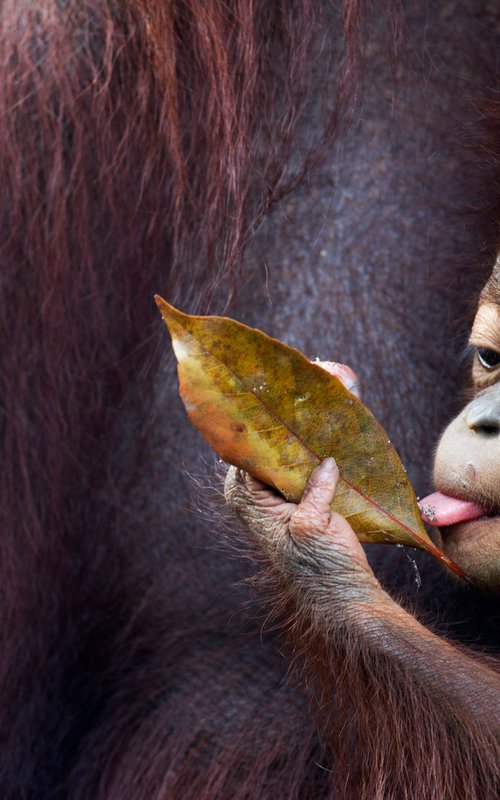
[[155, 296, 467, 579]]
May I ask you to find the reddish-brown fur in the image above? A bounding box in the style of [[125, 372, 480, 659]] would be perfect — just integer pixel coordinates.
[[269, 572, 500, 799], [0, 2, 498, 798]]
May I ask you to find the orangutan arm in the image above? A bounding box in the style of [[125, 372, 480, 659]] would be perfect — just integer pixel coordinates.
[[224, 460, 500, 795]]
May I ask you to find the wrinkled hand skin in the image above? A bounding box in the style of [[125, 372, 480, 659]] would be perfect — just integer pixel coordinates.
[[224, 458, 383, 616]]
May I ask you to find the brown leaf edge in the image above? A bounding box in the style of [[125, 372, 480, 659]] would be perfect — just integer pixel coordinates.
[[155, 296, 471, 584]]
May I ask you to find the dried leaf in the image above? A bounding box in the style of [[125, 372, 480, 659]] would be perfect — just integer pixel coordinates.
[[155, 296, 467, 579]]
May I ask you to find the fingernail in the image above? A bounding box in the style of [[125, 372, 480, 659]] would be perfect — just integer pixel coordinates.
[[320, 457, 336, 474], [348, 381, 361, 398]]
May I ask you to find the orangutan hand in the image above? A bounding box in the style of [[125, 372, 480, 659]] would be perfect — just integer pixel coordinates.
[[224, 360, 384, 612], [224, 458, 382, 613]]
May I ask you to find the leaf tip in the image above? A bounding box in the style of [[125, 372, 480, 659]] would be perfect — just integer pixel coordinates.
[[154, 294, 173, 318], [154, 295, 187, 335]]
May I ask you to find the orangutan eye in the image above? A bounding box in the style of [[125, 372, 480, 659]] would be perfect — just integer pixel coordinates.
[[477, 347, 500, 370]]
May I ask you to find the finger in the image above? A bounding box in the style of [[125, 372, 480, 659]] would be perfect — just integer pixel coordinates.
[[289, 457, 339, 539], [314, 361, 361, 398], [224, 466, 295, 524], [242, 472, 294, 510]]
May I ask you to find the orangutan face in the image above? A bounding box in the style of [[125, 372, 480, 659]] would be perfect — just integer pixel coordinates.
[[430, 263, 500, 590]]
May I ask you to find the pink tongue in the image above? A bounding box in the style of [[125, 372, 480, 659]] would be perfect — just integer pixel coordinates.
[[419, 492, 487, 527]]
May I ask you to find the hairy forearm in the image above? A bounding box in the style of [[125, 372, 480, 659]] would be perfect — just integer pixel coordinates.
[[278, 579, 500, 797], [360, 592, 500, 729], [285, 564, 500, 729]]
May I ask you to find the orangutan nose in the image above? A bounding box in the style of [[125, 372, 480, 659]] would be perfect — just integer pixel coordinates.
[[466, 389, 500, 435]]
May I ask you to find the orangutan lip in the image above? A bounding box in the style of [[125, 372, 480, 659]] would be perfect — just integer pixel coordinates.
[[438, 509, 499, 533], [438, 513, 499, 544]]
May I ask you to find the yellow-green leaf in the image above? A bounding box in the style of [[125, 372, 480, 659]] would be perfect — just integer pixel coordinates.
[[155, 296, 467, 579]]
